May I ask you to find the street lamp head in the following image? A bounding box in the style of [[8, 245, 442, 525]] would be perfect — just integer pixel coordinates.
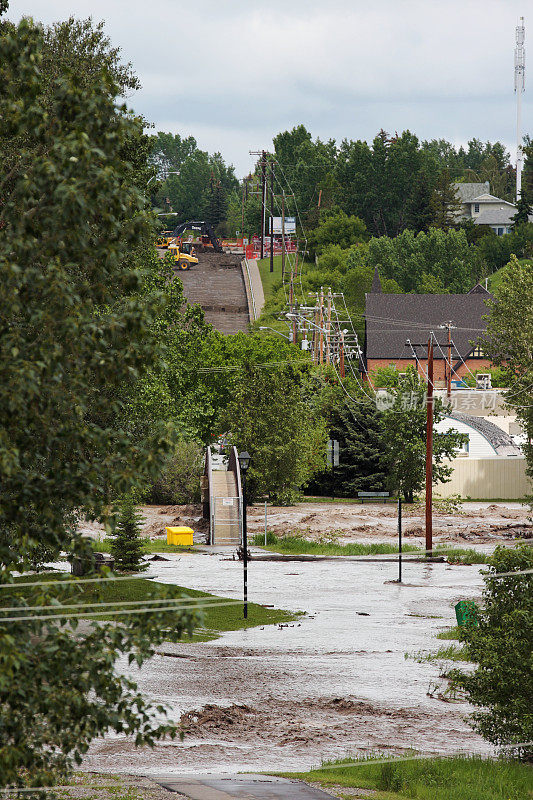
[[238, 451, 252, 473]]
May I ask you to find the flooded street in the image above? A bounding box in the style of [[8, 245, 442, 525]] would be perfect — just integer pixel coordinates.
[[82, 548, 496, 776]]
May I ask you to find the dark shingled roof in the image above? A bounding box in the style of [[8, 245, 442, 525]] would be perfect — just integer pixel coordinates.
[[371, 267, 382, 293], [365, 288, 493, 360], [449, 413, 522, 456]]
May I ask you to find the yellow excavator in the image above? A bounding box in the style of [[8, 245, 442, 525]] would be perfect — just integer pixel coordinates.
[[168, 241, 199, 270], [155, 231, 175, 248]]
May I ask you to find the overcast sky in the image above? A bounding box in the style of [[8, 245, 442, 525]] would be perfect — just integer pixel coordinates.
[[6, 0, 531, 176]]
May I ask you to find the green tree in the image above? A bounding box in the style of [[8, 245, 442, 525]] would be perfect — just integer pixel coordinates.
[[308, 208, 368, 257], [0, 15, 198, 786], [379, 368, 465, 502], [430, 167, 463, 230], [366, 227, 480, 293], [456, 545, 533, 758], [512, 194, 533, 226], [224, 365, 327, 504], [306, 394, 389, 497], [111, 495, 147, 572], [481, 255, 533, 488]]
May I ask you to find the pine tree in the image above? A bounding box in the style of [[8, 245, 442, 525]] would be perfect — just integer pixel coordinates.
[[430, 168, 462, 230], [511, 194, 533, 226], [111, 495, 147, 571], [306, 397, 389, 497]]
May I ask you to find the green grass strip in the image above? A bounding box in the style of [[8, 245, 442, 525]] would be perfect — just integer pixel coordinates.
[[4, 574, 300, 641], [252, 533, 487, 563], [277, 754, 533, 799]]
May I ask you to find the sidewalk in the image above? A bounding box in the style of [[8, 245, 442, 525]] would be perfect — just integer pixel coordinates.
[[155, 774, 334, 799], [242, 258, 265, 321]]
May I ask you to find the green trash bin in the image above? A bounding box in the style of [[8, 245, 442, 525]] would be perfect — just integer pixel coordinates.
[[455, 600, 478, 628]]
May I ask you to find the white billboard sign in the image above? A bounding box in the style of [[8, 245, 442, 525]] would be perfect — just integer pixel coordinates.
[[271, 216, 296, 234]]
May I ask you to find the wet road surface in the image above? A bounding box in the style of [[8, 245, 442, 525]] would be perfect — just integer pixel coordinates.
[[155, 774, 334, 799]]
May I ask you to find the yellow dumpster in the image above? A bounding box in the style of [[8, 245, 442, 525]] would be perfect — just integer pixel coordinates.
[[166, 526, 194, 546]]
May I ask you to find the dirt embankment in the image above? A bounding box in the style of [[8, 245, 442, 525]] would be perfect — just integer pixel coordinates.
[[78, 504, 207, 542]]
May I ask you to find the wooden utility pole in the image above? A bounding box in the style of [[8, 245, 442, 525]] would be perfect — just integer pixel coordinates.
[[326, 288, 332, 364], [319, 288, 324, 364], [260, 151, 266, 259], [425, 335, 434, 557], [269, 159, 275, 273], [446, 324, 452, 401]]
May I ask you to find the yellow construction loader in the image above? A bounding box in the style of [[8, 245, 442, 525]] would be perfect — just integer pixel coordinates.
[[155, 231, 175, 248], [168, 242, 199, 270]]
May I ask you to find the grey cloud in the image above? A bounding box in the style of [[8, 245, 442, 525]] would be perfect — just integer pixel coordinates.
[[6, 0, 531, 174]]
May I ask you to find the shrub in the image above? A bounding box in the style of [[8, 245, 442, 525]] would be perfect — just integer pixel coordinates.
[[146, 439, 203, 504]]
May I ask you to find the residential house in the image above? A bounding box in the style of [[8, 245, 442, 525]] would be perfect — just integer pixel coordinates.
[[364, 271, 493, 384], [453, 181, 532, 235]]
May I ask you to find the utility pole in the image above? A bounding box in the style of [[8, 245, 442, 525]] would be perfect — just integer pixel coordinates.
[[425, 335, 434, 557], [319, 287, 324, 365], [281, 191, 286, 279], [260, 151, 266, 259], [326, 288, 332, 364], [439, 321, 456, 402], [447, 324, 452, 401], [269, 158, 275, 273], [339, 330, 345, 378]]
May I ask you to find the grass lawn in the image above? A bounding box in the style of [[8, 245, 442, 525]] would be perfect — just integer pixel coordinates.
[[257, 254, 283, 302], [251, 533, 488, 564], [5, 573, 300, 641], [91, 537, 197, 555], [277, 755, 533, 800], [256, 254, 314, 303]]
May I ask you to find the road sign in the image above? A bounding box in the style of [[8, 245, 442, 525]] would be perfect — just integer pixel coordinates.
[[327, 439, 339, 467]]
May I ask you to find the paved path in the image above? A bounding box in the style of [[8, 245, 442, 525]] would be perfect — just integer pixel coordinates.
[[242, 258, 265, 321], [178, 252, 249, 335], [155, 774, 333, 799]]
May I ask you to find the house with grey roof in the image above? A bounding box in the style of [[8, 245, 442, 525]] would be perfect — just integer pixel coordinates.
[[364, 272, 494, 385], [453, 181, 532, 235]]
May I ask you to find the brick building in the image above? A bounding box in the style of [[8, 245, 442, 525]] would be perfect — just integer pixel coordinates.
[[364, 270, 494, 385]]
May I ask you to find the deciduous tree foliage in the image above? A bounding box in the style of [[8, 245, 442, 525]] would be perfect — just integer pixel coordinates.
[[224, 364, 327, 504], [378, 368, 465, 503], [0, 16, 197, 787], [482, 255, 533, 488], [456, 545, 533, 758]]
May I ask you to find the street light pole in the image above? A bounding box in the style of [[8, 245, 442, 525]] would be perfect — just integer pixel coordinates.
[[238, 451, 252, 619]]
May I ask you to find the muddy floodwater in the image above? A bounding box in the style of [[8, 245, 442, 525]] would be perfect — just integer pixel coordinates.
[[82, 548, 498, 776]]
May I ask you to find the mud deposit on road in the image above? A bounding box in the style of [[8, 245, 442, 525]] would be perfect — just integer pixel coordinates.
[[81, 552, 497, 776], [247, 501, 532, 548]]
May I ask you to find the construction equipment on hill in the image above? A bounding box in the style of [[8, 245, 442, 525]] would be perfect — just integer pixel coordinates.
[[155, 231, 175, 248], [171, 221, 223, 253], [168, 242, 199, 271]]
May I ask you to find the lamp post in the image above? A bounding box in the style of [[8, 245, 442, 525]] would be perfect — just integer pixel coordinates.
[[238, 451, 251, 619], [147, 170, 180, 186]]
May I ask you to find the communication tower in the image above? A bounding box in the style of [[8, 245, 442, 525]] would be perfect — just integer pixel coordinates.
[[515, 17, 525, 200]]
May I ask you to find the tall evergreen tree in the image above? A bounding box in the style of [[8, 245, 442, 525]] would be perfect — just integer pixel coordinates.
[[511, 194, 533, 226], [306, 397, 389, 497], [429, 167, 462, 230]]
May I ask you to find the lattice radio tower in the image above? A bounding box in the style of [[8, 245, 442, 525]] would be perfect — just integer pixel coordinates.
[[515, 16, 525, 200]]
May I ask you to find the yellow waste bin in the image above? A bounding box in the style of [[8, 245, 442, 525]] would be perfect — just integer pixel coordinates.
[[166, 526, 194, 546]]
